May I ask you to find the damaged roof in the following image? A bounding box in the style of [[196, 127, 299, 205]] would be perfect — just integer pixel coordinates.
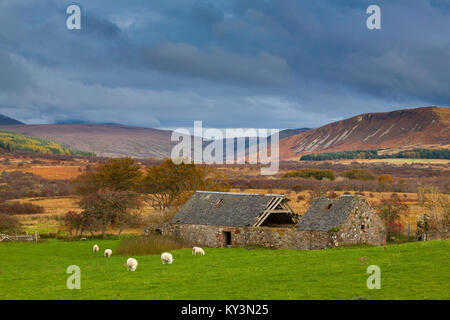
[[296, 195, 365, 231], [171, 191, 291, 227]]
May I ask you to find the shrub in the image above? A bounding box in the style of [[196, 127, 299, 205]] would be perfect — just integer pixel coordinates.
[[341, 169, 376, 181], [0, 201, 45, 215], [327, 191, 339, 199], [283, 169, 335, 181], [115, 234, 192, 256], [379, 174, 393, 184], [0, 214, 22, 233], [308, 188, 327, 204], [376, 198, 408, 239], [387, 221, 402, 238]]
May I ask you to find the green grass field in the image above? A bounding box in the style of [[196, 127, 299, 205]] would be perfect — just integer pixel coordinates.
[[0, 239, 449, 300]]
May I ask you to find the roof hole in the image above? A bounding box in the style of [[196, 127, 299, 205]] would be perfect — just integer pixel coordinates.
[[326, 203, 332, 210], [214, 199, 223, 208]]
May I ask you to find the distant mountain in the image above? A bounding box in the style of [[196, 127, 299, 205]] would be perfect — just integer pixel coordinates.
[[2, 107, 447, 160], [55, 120, 121, 125], [279, 128, 310, 140], [0, 130, 94, 156], [279, 106, 450, 160], [0, 114, 23, 125], [0, 124, 173, 158]]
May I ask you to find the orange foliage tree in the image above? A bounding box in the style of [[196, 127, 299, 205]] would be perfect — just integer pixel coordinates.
[[379, 173, 393, 184], [138, 159, 229, 211], [73, 157, 143, 195]]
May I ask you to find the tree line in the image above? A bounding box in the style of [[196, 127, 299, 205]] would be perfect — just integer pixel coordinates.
[[300, 148, 450, 161]]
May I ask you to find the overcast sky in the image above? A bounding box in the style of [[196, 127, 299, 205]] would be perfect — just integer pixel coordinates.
[[0, 0, 449, 129]]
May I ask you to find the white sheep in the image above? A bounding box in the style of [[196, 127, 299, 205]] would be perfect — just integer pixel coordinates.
[[93, 244, 99, 253], [192, 247, 205, 255], [161, 252, 173, 264], [104, 249, 112, 258], [126, 258, 138, 271]]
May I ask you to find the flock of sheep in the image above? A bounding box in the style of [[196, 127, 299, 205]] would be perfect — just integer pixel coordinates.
[[92, 244, 205, 272]]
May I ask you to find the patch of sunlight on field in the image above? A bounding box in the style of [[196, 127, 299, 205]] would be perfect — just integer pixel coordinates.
[[17, 197, 81, 215], [5, 165, 84, 180]]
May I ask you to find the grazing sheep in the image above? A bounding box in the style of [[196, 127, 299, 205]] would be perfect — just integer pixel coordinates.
[[192, 247, 205, 256], [104, 249, 112, 258], [93, 244, 99, 253], [126, 258, 138, 271], [161, 252, 173, 264]]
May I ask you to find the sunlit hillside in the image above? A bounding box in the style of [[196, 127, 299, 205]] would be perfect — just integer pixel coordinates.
[[0, 130, 95, 156]]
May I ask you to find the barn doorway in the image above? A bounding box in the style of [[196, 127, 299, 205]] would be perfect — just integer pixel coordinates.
[[223, 231, 232, 247]]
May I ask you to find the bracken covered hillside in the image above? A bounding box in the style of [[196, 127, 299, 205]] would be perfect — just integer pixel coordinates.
[[280, 107, 450, 160]]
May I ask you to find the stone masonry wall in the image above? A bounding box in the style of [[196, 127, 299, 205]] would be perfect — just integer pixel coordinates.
[[330, 199, 386, 247], [151, 197, 387, 250], [160, 224, 335, 250]]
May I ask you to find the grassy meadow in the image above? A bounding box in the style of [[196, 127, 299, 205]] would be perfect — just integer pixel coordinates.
[[0, 239, 448, 300]]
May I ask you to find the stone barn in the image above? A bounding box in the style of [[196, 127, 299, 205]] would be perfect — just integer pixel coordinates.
[[158, 191, 386, 250], [297, 195, 386, 247]]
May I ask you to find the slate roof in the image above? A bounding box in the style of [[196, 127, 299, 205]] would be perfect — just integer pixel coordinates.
[[171, 191, 288, 227], [296, 195, 363, 231]]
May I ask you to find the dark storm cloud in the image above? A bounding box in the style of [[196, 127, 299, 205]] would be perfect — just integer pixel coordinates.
[[0, 52, 33, 93], [143, 42, 291, 86], [190, 0, 224, 27], [0, 0, 448, 128]]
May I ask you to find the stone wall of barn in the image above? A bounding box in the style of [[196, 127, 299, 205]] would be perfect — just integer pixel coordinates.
[[330, 199, 386, 247], [148, 198, 387, 250], [155, 224, 335, 250]]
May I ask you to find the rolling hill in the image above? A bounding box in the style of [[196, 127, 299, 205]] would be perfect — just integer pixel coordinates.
[[0, 123, 311, 159], [0, 114, 23, 125], [0, 124, 173, 158], [0, 130, 94, 156], [280, 106, 450, 160], [1, 107, 447, 160]]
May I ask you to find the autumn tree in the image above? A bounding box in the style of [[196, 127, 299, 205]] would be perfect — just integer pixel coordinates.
[[73, 157, 143, 195], [112, 211, 141, 239], [79, 189, 142, 238], [63, 211, 83, 237], [376, 197, 408, 239], [139, 159, 229, 211], [419, 186, 450, 237]]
